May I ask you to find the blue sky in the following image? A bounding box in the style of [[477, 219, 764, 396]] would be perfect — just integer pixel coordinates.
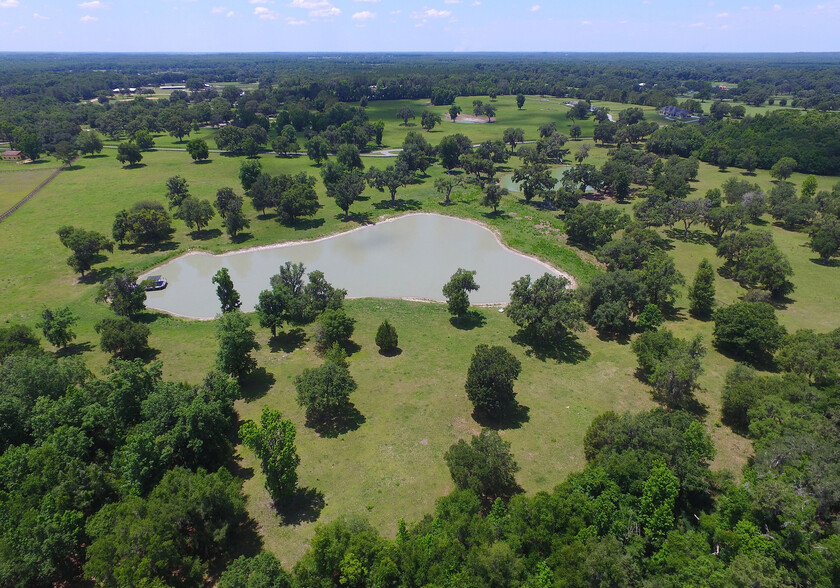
[[0, 1, 837, 52]]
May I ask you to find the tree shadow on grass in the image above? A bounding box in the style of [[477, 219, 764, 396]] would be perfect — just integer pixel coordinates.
[[56, 341, 94, 357], [80, 264, 125, 284], [83, 153, 109, 159], [189, 228, 222, 241], [510, 330, 590, 364], [664, 228, 716, 246], [65, 164, 85, 171], [373, 198, 422, 211], [378, 347, 403, 357], [240, 367, 276, 402], [335, 211, 374, 225], [450, 310, 487, 330], [122, 163, 147, 170], [276, 486, 326, 526], [136, 346, 161, 363], [290, 217, 326, 231], [482, 209, 505, 220], [269, 328, 306, 354], [230, 232, 254, 244], [307, 403, 366, 438], [472, 402, 530, 431], [810, 257, 840, 268], [193, 159, 212, 165], [650, 389, 709, 419]]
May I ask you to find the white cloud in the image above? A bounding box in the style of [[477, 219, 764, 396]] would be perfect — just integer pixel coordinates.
[[689, 21, 705, 26], [254, 6, 279, 19], [227, 10, 235, 17], [773, 3, 781, 9], [0, 0, 20, 7], [412, 8, 452, 18], [354, 0, 379, 2], [444, 0, 460, 3], [249, 0, 268, 3], [286, 17, 306, 24], [472, 1, 481, 5], [288, 0, 340, 18], [33, 12, 48, 19], [78, 1, 105, 8], [211, 6, 226, 14], [716, 11, 729, 17], [80, 14, 98, 22], [581, 19, 591, 24], [352, 10, 375, 19], [529, 4, 541, 12]]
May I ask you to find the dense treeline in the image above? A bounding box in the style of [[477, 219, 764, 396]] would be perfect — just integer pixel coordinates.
[[4, 52, 840, 156]]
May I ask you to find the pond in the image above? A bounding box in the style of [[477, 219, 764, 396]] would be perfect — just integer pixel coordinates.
[[142, 213, 571, 320]]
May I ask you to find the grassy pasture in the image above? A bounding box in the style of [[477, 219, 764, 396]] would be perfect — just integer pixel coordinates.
[[3, 102, 840, 564]]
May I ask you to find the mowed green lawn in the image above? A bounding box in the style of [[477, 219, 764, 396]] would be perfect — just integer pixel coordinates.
[[3, 114, 840, 565], [0, 156, 63, 212]]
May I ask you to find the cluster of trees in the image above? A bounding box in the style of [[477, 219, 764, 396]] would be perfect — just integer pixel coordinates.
[[0, 349, 252, 586]]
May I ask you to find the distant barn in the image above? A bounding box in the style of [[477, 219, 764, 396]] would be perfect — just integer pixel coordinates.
[[2, 150, 22, 161]]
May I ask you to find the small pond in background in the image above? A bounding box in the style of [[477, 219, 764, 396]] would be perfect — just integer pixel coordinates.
[[143, 214, 568, 319]]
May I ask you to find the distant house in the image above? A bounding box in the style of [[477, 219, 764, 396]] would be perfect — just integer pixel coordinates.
[[2, 150, 22, 161], [659, 105, 694, 119], [160, 85, 187, 90]]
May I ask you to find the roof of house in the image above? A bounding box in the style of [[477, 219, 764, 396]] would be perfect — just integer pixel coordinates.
[[3, 150, 22, 156]]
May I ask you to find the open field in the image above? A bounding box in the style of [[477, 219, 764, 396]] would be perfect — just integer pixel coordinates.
[[3, 107, 840, 564], [0, 156, 62, 212]]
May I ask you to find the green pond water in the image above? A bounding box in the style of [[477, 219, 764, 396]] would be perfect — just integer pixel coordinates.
[[143, 214, 567, 319]]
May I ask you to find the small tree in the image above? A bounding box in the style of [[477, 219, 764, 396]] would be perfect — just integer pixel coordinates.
[[434, 174, 463, 205], [216, 310, 260, 379], [396, 107, 416, 126], [375, 320, 399, 354], [97, 271, 147, 317], [506, 273, 584, 342], [305, 136, 330, 166], [175, 196, 215, 233], [442, 268, 480, 324], [421, 110, 442, 132], [465, 344, 522, 419], [116, 142, 142, 166], [313, 308, 355, 352], [444, 430, 520, 506], [239, 159, 263, 192], [809, 216, 840, 262], [37, 306, 78, 348], [95, 317, 150, 359], [336, 143, 364, 171], [482, 183, 508, 213], [636, 304, 664, 331], [770, 157, 797, 181], [54, 141, 78, 167], [503, 128, 524, 154], [56, 225, 114, 277], [186, 138, 209, 162], [689, 259, 716, 318], [212, 267, 242, 313], [295, 361, 357, 425], [713, 302, 786, 364], [133, 130, 155, 151], [165, 175, 190, 208], [448, 104, 462, 121], [516, 94, 526, 109], [76, 131, 103, 156], [239, 407, 300, 504]]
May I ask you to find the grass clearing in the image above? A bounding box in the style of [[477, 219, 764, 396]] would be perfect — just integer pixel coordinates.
[[3, 106, 840, 565]]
